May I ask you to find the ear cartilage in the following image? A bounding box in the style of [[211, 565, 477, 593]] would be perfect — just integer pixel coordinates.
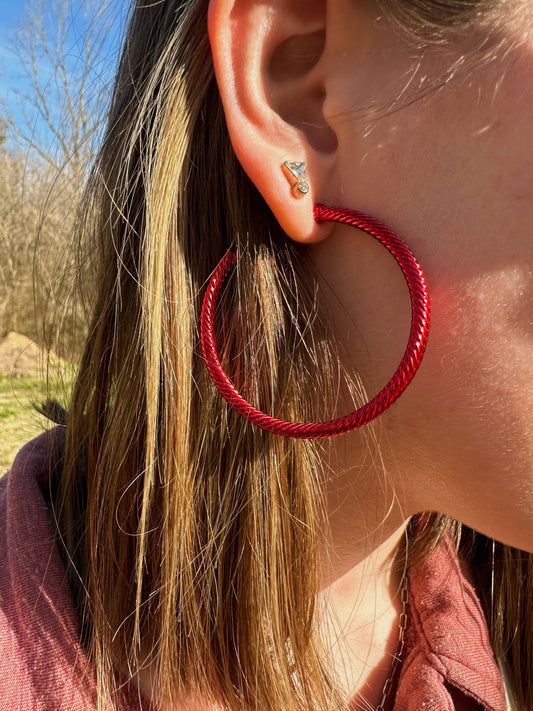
[[282, 161, 309, 197]]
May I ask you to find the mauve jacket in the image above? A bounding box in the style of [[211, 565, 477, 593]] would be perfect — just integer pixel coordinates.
[[0, 432, 508, 710]]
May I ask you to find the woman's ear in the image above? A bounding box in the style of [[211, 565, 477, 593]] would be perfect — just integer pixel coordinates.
[[208, 0, 337, 242]]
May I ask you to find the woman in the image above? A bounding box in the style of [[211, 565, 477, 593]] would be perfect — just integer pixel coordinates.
[[1, 0, 532, 708]]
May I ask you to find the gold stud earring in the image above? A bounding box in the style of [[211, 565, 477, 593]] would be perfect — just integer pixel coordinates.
[[282, 161, 309, 197]]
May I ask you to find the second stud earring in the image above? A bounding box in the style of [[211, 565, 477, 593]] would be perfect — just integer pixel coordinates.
[[282, 161, 309, 197]]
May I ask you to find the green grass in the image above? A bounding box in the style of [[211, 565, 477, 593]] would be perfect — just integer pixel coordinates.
[[0, 373, 72, 474]]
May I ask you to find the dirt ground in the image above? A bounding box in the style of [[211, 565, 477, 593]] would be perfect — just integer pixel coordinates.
[[0, 331, 50, 377]]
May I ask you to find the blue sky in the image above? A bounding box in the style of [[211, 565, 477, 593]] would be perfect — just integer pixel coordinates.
[[0, 0, 22, 31], [0, 0, 25, 92], [0, 0, 125, 149]]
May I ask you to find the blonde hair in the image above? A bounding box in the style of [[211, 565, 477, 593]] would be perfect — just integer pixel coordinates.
[[55, 0, 533, 709]]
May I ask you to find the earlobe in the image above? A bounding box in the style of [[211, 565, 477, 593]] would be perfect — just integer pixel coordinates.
[[208, 0, 336, 242]]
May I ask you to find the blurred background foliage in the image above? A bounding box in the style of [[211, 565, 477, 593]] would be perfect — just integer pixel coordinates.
[[0, 0, 123, 354], [0, 0, 124, 467]]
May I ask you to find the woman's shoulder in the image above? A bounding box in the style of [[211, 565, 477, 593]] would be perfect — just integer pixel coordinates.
[[0, 429, 65, 563], [0, 428, 98, 709], [1, 428, 63, 495], [395, 536, 508, 711]]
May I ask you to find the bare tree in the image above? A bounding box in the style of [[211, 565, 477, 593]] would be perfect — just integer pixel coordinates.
[[2, 0, 116, 184], [0, 0, 118, 352], [0, 146, 78, 344], [0, 150, 33, 335]]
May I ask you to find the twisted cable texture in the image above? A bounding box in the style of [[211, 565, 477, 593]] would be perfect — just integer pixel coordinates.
[[200, 204, 430, 439]]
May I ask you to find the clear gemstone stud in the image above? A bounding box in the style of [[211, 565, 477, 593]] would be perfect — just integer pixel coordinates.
[[282, 161, 310, 197]]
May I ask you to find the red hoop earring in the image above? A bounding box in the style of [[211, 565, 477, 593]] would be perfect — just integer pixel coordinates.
[[200, 204, 430, 439]]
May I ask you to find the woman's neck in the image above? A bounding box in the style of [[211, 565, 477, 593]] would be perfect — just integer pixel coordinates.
[[318, 522, 408, 708], [317, 432, 411, 707]]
